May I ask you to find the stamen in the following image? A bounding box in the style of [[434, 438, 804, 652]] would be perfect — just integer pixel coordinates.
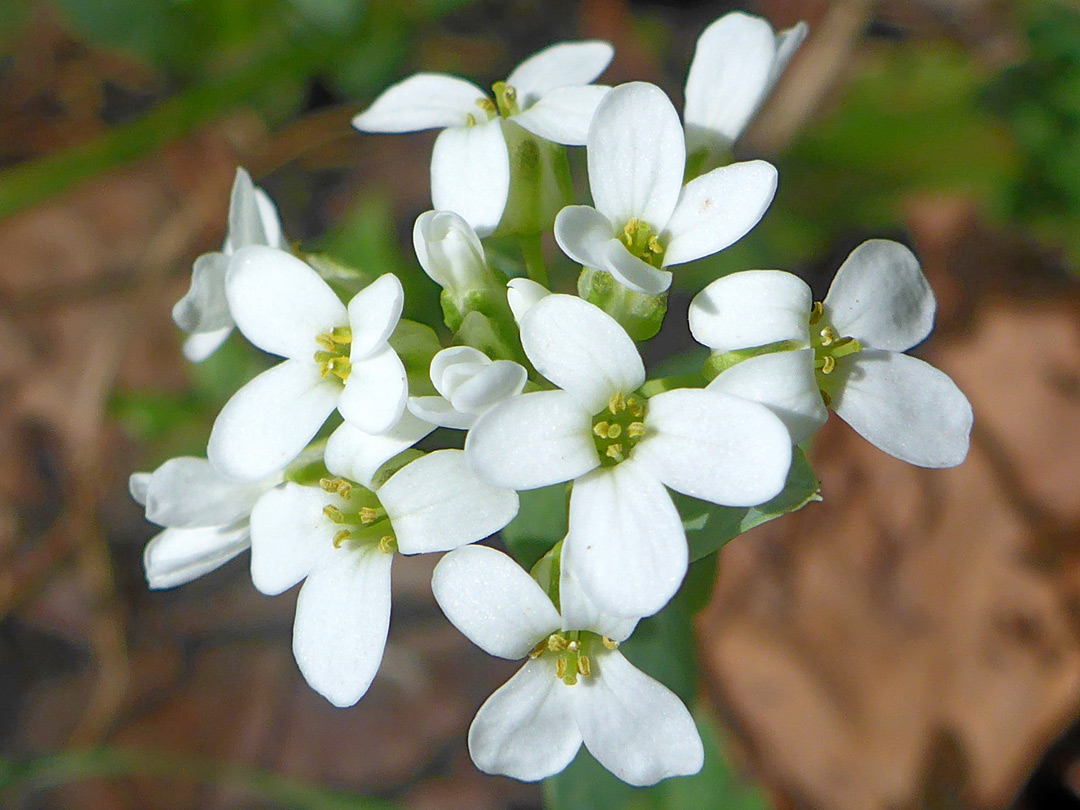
[[608, 392, 626, 414], [333, 529, 351, 548], [594, 393, 648, 467], [465, 112, 476, 126], [626, 421, 645, 438], [577, 654, 591, 678], [602, 636, 618, 650], [605, 444, 624, 462], [360, 506, 380, 524], [593, 421, 611, 438], [320, 477, 352, 498], [555, 658, 567, 680], [605, 423, 622, 439], [323, 505, 346, 523], [809, 301, 824, 324], [819, 327, 837, 347], [547, 634, 569, 652], [314, 328, 353, 382], [821, 355, 835, 374], [378, 535, 397, 554]]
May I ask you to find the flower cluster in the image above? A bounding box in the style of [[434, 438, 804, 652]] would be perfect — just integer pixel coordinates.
[[134, 12, 972, 788]]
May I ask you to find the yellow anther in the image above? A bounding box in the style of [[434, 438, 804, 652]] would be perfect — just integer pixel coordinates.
[[648, 235, 663, 254], [555, 658, 567, 680], [315, 335, 336, 351], [323, 505, 345, 523], [608, 392, 626, 414], [605, 423, 622, 439], [359, 506, 379, 524], [477, 97, 497, 116], [577, 654, 591, 678], [320, 477, 353, 498], [529, 641, 545, 659], [378, 535, 397, 554], [819, 327, 837, 347], [626, 421, 645, 438], [329, 326, 352, 343], [602, 636, 618, 650], [547, 634, 569, 652], [333, 529, 351, 548], [627, 397, 644, 417], [593, 421, 611, 438], [464, 112, 476, 126], [809, 301, 824, 324], [605, 444, 624, 462], [821, 355, 836, 374], [567, 640, 579, 652]]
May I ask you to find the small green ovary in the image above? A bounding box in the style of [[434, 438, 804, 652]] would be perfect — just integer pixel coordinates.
[[809, 301, 862, 405], [320, 477, 396, 553], [620, 218, 665, 268], [592, 392, 647, 466], [314, 326, 352, 382], [530, 630, 619, 686]]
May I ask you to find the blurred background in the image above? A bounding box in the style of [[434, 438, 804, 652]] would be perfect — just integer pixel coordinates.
[[2, 0, 1080, 807]]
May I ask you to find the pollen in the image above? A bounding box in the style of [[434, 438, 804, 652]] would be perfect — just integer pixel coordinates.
[[619, 218, 665, 268], [314, 326, 353, 383], [593, 393, 647, 467], [809, 301, 862, 397]]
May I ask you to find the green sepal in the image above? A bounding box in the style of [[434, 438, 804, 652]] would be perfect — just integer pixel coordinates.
[[677, 446, 821, 562], [528, 539, 563, 611], [495, 120, 573, 237], [578, 266, 668, 341], [388, 318, 441, 397], [453, 309, 527, 366]]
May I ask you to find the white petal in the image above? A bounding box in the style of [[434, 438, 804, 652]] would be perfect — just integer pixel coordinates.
[[601, 238, 672, 295], [408, 396, 475, 430], [143, 456, 270, 529], [324, 415, 434, 489], [347, 274, 404, 361], [253, 187, 287, 250], [352, 73, 488, 132], [129, 472, 150, 506], [182, 326, 233, 363], [507, 278, 550, 321], [587, 82, 685, 228], [226, 167, 270, 250], [831, 350, 972, 468], [572, 651, 704, 786], [563, 461, 687, 618], [520, 294, 645, 413], [707, 348, 827, 444], [226, 246, 347, 359], [338, 344, 407, 435], [688, 269, 811, 352], [380, 449, 520, 554], [172, 252, 230, 333], [507, 40, 614, 103], [248, 483, 333, 595], [449, 360, 527, 415], [683, 11, 784, 151], [824, 239, 936, 351], [558, 544, 637, 642], [207, 359, 340, 482], [143, 525, 250, 590], [662, 160, 777, 266], [466, 390, 598, 490], [468, 658, 581, 781], [431, 119, 510, 238], [293, 545, 394, 707], [412, 210, 489, 293], [634, 388, 792, 506], [431, 545, 562, 658], [429, 345, 490, 397], [773, 22, 810, 84], [553, 205, 615, 269], [513, 85, 610, 146]]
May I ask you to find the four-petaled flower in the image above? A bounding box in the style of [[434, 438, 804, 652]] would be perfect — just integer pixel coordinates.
[[466, 294, 792, 617], [554, 82, 779, 296], [689, 239, 973, 467], [433, 544, 704, 785]]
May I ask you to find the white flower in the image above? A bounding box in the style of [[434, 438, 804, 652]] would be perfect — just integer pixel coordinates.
[[432, 544, 704, 785], [353, 41, 614, 236], [554, 82, 779, 296], [689, 239, 973, 467], [684, 12, 808, 162], [172, 168, 287, 362], [465, 294, 792, 617], [206, 246, 408, 482], [506, 278, 550, 321], [408, 346, 527, 429], [130, 457, 281, 589], [413, 210, 496, 296], [249, 450, 519, 707]]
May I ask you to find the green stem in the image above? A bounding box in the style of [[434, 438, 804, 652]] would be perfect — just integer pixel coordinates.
[[519, 234, 549, 287], [640, 371, 707, 397]]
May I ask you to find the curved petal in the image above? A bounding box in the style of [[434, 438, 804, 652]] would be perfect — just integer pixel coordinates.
[[431, 119, 510, 238], [182, 326, 233, 363], [226, 246, 347, 359], [587, 82, 685, 228], [468, 658, 581, 781], [831, 350, 972, 468], [143, 525, 250, 590], [520, 294, 645, 413], [601, 238, 672, 295], [824, 239, 936, 352], [572, 651, 704, 786], [172, 252, 230, 333], [143, 456, 270, 529], [339, 344, 407, 435], [347, 274, 404, 361], [507, 40, 614, 103], [707, 348, 827, 444], [466, 390, 598, 490], [507, 278, 550, 322], [208, 359, 340, 482], [129, 472, 151, 506], [563, 461, 687, 618], [380, 449, 520, 554], [450, 360, 528, 415], [559, 544, 638, 642], [324, 414, 434, 489], [635, 388, 792, 506], [432, 545, 562, 658], [293, 545, 394, 707], [352, 73, 488, 132], [513, 85, 610, 146], [253, 187, 287, 250], [249, 483, 334, 595], [429, 345, 490, 397], [226, 167, 270, 250], [688, 269, 811, 352], [408, 396, 476, 430], [553, 205, 614, 269], [662, 160, 777, 266], [412, 210, 489, 293], [683, 11, 784, 151]]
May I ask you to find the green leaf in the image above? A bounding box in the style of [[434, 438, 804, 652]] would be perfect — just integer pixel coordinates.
[[499, 484, 568, 569], [678, 447, 820, 563]]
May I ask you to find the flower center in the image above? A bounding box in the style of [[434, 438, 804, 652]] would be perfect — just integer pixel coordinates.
[[592, 392, 647, 466], [320, 477, 396, 553], [809, 301, 862, 405], [620, 218, 664, 268], [314, 327, 352, 383], [529, 630, 618, 686], [492, 81, 519, 117]]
